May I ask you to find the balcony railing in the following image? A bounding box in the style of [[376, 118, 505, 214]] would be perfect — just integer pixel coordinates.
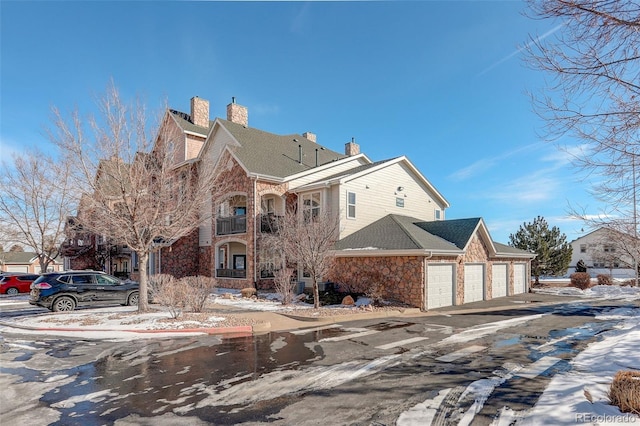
[[260, 213, 283, 233], [216, 268, 247, 279], [216, 215, 246, 235]]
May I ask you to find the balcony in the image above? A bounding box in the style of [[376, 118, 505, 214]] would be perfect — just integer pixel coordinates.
[[260, 213, 283, 233], [216, 268, 247, 279], [216, 215, 246, 235]]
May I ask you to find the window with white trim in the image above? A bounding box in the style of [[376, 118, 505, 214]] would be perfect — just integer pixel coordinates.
[[302, 191, 321, 221], [435, 209, 441, 220], [347, 191, 356, 219]]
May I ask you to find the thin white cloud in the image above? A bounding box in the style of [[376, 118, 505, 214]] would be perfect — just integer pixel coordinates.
[[0, 137, 24, 161], [449, 142, 542, 181], [477, 22, 565, 77]]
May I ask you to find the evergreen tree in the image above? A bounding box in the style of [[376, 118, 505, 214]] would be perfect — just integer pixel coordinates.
[[509, 216, 572, 284], [575, 259, 587, 273]]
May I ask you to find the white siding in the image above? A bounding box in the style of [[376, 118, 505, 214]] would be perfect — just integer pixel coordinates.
[[199, 193, 213, 247], [288, 157, 369, 188], [339, 162, 446, 238]]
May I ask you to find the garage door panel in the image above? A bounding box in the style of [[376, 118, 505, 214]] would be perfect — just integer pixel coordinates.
[[464, 264, 484, 303], [492, 264, 508, 299], [427, 264, 454, 310], [513, 264, 527, 294]]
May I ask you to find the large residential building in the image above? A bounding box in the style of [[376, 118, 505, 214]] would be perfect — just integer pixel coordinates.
[[65, 96, 534, 310], [567, 227, 639, 280]]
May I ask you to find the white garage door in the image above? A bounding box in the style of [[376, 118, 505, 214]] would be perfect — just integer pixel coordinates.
[[464, 264, 485, 303], [427, 264, 454, 310], [6, 265, 28, 273], [492, 264, 508, 299], [513, 263, 527, 294]]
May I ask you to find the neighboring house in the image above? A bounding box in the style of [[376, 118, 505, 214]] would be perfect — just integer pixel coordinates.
[[65, 96, 535, 309], [0, 251, 63, 274], [567, 228, 638, 279], [62, 215, 137, 279]]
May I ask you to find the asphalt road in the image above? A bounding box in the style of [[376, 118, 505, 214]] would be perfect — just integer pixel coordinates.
[[1, 296, 636, 425]]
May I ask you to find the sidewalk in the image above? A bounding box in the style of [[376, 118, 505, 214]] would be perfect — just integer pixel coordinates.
[[0, 291, 587, 338]]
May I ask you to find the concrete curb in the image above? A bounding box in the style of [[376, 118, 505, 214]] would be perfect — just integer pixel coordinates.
[[280, 307, 422, 323], [0, 319, 268, 336]]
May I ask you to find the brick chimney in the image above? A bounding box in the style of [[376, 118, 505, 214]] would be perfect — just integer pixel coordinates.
[[226, 97, 248, 127], [303, 132, 316, 143], [190, 96, 209, 128], [345, 137, 360, 156]]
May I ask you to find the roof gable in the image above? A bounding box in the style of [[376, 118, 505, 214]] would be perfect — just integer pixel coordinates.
[[203, 119, 348, 179], [335, 214, 534, 258]]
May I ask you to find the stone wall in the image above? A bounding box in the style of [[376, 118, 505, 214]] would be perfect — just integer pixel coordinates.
[[160, 229, 200, 278], [332, 256, 424, 307]]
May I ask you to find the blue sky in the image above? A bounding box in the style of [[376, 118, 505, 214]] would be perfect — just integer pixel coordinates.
[[1, 1, 601, 243]]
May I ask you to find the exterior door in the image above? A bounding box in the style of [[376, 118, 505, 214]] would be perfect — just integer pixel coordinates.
[[464, 264, 485, 303], [513, 263, 527, 294], [492, 264, 508, 298], [427, 264, 454, 310]]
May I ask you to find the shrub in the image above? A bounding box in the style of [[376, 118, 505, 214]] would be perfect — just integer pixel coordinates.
[[273, 267, 296, 305], [241, 287, 257, 298], [180, 275, 217, 313], [609, 370, 640, 415], [570, 272, 591, 290], [597, 274, 613, 286], [148, 274, 186, 319]]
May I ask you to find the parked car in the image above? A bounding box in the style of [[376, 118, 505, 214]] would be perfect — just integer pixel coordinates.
[[29, 270, 139, 312], [0, 273, 40, 295]]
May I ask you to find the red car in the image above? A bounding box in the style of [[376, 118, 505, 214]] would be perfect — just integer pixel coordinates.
[[0, 274, 40, 295]]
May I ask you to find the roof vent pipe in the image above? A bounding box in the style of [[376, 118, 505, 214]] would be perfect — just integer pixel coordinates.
[[299, 145, 302, 164]]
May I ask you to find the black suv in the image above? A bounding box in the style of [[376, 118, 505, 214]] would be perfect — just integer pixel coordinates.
[[29, 271, 139, 312]]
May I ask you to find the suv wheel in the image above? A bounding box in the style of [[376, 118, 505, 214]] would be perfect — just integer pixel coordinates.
[[6, 288, 19, 296], [126, 292, 139, 306], [52, 296, 76, 312]]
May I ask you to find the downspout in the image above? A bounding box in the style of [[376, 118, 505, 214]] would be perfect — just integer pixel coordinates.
[[253, 176, 258, 287], [423, 251, 433, 312]]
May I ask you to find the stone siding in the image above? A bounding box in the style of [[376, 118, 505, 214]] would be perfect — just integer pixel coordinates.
[[332, 256, 424, 307], [211, 154, 255, 287], [160, 229, 199, 278]]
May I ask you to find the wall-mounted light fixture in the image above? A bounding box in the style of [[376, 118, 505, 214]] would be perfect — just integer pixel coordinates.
[[397, 186, 404, 192]]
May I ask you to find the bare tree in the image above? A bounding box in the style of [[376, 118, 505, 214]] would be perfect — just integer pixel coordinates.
[[524, 0, 640, 283], [0, 151, 76, 272], [48, 82, 228, 312], [273, 208, 340, 309]]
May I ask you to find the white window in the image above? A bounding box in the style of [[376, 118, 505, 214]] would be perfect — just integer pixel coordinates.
[[302, 192, 321, 221], [435, 209, 441, 220], [347, 191, 356, 219], [580, 244, 587, 253], [262, 197, 275, 214]]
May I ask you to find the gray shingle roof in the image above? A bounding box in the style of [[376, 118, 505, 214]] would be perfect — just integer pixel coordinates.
[[414, 217, 482, 250], [219, 119, 348, 178], [335, 214, 534, 257], [170, 109, 212, 136], [2, 252, 37, 264], [334, 214, 462, 252]]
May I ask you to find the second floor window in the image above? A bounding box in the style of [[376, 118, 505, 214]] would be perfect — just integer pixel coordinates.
[[262, 197, 275, 214], [347, 191, 356, 219], [435, 209, 441, 220], [580, 244, 586, 253], [302, 192, 321, 221]]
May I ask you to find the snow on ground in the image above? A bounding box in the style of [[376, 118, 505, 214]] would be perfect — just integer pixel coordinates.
[[517, 306, 640, 425], [1, 284, 639, 422]]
